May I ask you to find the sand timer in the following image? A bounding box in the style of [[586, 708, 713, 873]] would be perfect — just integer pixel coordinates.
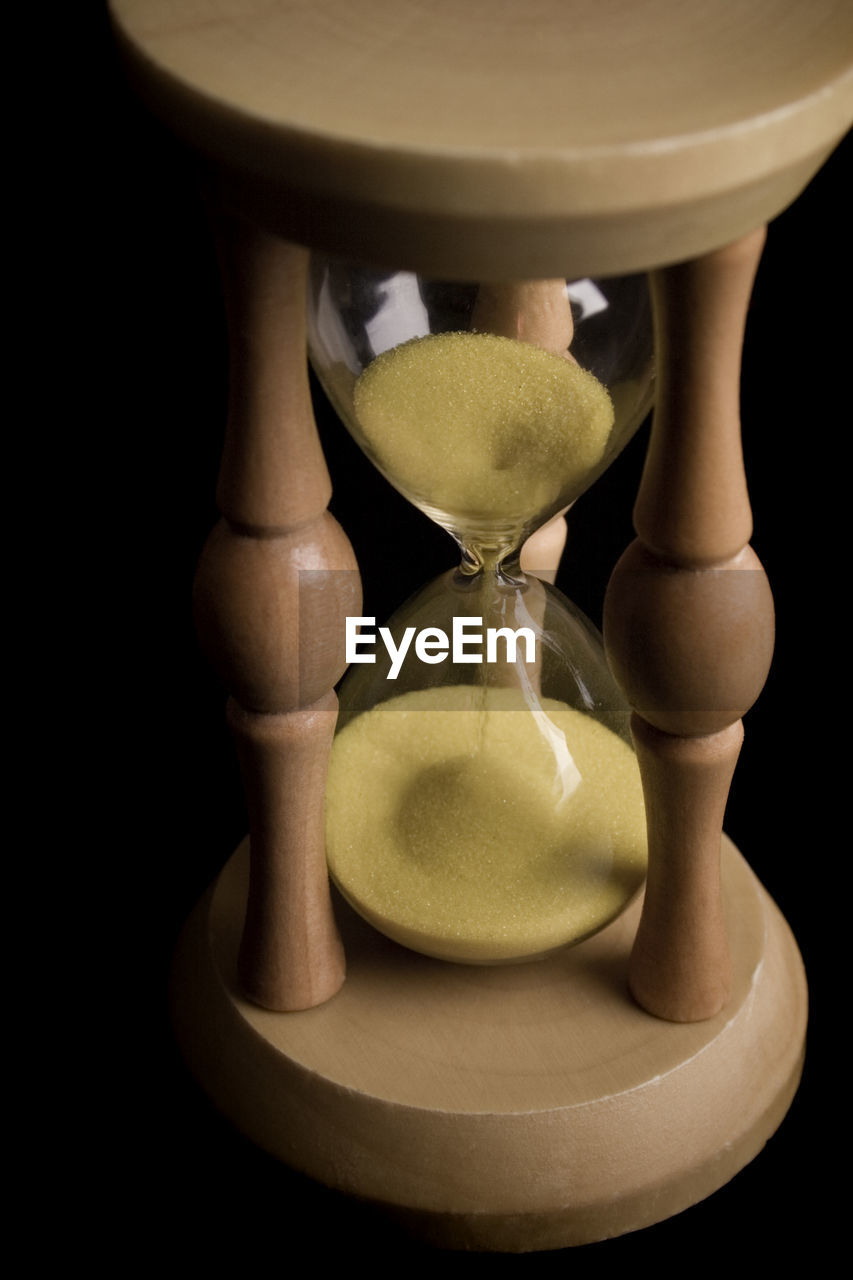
[[308, 265, 654, 963], [110, 0, 851, 1253]]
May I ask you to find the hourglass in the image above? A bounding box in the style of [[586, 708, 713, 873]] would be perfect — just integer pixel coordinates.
[[308, 266, 654, 964], [110, 0, 851, 1253]]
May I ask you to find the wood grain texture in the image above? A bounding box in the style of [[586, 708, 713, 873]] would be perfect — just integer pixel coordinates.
[[109, 0, 853, 276], [99, 6, 846, 1250], [212, 218, 332, 530], [474, 278, 575, 580], [193, 511, 359, 712], [472, 280, 575, 356], [521, 511, 568, 585], [604, 541, 775, 738], [627, 717, 742, 1021], [170, 835, 806, 1251], [192, 226, 360, 1010], [604, 229, 773, 1021], [635, 229, 767, 567], [228, 694, 344, 1011]]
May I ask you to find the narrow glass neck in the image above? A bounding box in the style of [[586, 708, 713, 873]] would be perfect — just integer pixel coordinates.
[[457, 540, 524, 585]]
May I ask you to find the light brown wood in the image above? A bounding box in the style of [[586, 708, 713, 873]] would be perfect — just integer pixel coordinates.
[[193, 511, 359, 713], [634, 228, 766, 567], [474, 279, 575, 580], [521, 510, 568, 585], [109, 0, 852, 276], [604, 229, 773, 1021], [192, 224, 360, 1010], [171, 834, 806, 1251], [106, 0, 841, 1241], [228, 694, 344, 1011], [603, 541, 775, 739], [213, 215, 332, 531], [472, 280, 574, 355], [627, 717, 741, 1021]]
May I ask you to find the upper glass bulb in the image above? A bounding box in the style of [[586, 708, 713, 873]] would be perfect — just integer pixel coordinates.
[[308, 262, 653, 562]]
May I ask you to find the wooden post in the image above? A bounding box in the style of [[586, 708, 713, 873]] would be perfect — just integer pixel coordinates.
[[474, 280, 574, 581], [193, 219, 361, 1010], [604, 227, 775, 1022]]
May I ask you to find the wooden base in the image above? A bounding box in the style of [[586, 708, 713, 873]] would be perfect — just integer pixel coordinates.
[[171, 836, 805, 1252]]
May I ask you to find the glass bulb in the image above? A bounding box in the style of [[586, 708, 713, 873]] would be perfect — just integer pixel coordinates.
[[308, 259, 653, 963], [326, 567, 647, 963], [308, 262, 653, 558]]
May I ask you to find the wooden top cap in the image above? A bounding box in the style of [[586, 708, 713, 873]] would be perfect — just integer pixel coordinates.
[[110, 0, 853, 277]]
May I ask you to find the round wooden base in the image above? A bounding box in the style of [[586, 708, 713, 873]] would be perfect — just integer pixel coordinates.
[[171, 836, 805, 1252]]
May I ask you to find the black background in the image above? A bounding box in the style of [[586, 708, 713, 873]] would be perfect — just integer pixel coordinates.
[[86, 4, 848, 1267]]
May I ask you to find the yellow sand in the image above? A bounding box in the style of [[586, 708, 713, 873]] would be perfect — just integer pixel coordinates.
[[353, 332, 614, 524], [326, 686, 647, 963]]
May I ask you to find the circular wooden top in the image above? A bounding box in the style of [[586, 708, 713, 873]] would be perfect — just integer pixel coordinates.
[[110, 0, 853, 275]]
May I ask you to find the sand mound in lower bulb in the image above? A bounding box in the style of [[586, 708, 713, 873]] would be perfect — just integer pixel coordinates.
[[353, 331, 614, 525], [325, 686, 647, 963]]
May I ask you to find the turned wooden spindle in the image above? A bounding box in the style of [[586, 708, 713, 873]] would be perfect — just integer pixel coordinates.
[[520, 512, 568, 584], [604, 227, 775, 1022], [473, 280, 573, 581], [472, 280, 575, 355], [193, 221, 361, 1011]]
